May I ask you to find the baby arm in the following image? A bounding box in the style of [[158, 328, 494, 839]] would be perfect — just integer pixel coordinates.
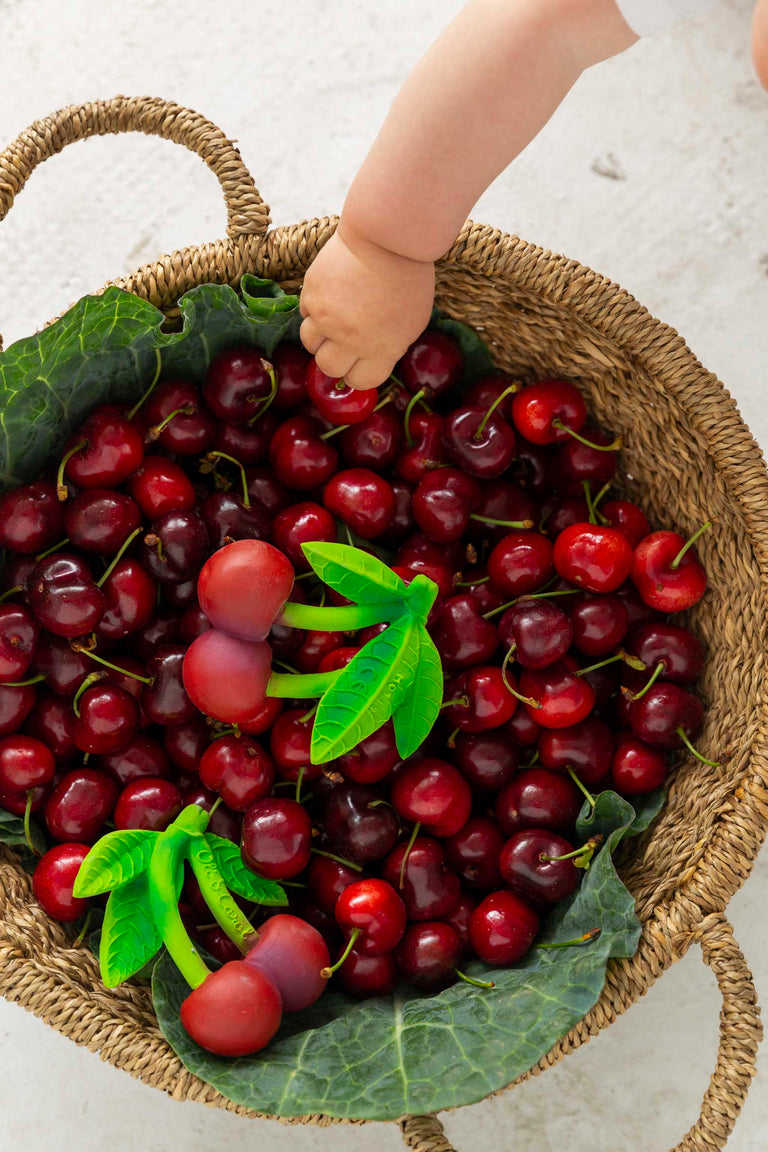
[[300, 0, 637, 389]]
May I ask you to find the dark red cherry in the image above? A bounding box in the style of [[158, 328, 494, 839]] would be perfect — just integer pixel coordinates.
[[268, 415, 339, 490], [442, 405, 516, 479], [32, 843, 91, 922], [441, 892, 476, 954], [519, 661, 595, 729], [453, 731, 518, 791], [499, 599, 573, 669], [538, 716, 614, 786], [0, 554, 38, 598], [554, 425, 618, 495], [142, 509, 210, 584], [244, 466, 291, 515], [200, 927, 242, 965], [444, 816, 504, 890], [0, 684, 38, 739], [628, 683, 704, 749], [127, 457, 195, 519], [33, 634, 91, 697], [145, 379, 216, 455], [29, 554, 105, 638], [540, 495, 590, 540], [412, 467, 479, 542], [204, 347, 275, 423], [307, 854, 361, 917], [338, 950, 397, 997], [469, 889, 539, 965], [568, 594, 628, 657], [396, 412, 447, 484], [631, 529, 708, 612], [397, 330, 463, 399], [432, 595, 498, 670], [465, 374, 518, 420], [499, 830, 581, 904], [63, 490, 140, 554], [0, 734, 55, 796], [306, 360, 378, 425], [601, 499, 650, 548], [0, 604, 38, 683], [63, 407, 144, 490], [98, 733, 172, 786], [164, 716, 210, 775], [323, 469, 395, 539], [241, 797, 312, 879], [391, 758, 472, 838], [382, 837, 461, 921], [24, 691, 78, 761], [74, 683, 139, 755], [268, 708, 322, 783], [294, 629, 346, 674], [338, 408, 403, 471], [495, 767, 582, 836], [271, 343, 311, 410], [468, 480, 537, 544], [442, 666, 517, 733], [612, 734, 668, 794], [488, 532, 554, 597], [0, 481, 64, 554], [615, 582, 661, 631], [511, 440, 557, 497], [97, 559, 156, 642], [199, 735, 275, 811], [335, 878, 407, 956], [114, 777, 182, 831], [504, 707, 542, 748], [179, 781, 242, 842], [142, 646, 197, 726], [511, 380, 587, 444], [323, 784, 399, 864], [271, 502, 337, 570], [624, 622, 705, 684], [45, 768, 118, 842], [127, 609, 182, 659], [180, 605, 212, 645], [553, 523, 633, 594], [165, 580, 196, 609], [336, 723, 399, 785], [212, 412, 279, 466], [396, 921, 461, 990]]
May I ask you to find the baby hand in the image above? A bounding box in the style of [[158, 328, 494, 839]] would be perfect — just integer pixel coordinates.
[[299, 228, 435, 390]]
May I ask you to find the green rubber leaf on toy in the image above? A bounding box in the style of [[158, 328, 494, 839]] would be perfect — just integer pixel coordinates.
[[100, 871, 163, 988], [391, 628, 444, 758], [73, 829, 158, 898], [429, 307, 495, 386], [311, 613, 418, 763], [152, 789, 644, 1120], [204, 834, 288, 906], [302, 542, 407, 607]]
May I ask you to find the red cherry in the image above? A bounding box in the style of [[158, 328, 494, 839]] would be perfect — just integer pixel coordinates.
[[611, 734, 668, 794], [29, 554, 105, 638], [519, 661, 595, 729], [391, 758, 472, 837], [442, 666, 517, 733], [127, 457, 195, 518], [487, 532, 554, 597], [395, 412, 447, 484], [238, 696, 284, 737], [268, 708, 323, 783], [198, 540, 294, 642], [334, 878, 407, 956], [317, 646, 360, 674], [0, 684, 37, 737], [242, 797, 312, 879], [199, 735, 275, 811], [212, 414, 278, 467], [469, 480, 538, 545], [397, 331, 463, 399], [336, 723, 399, 784], [114, 777, 182, 831], [495, 767, 582, 836], [45, 768, 118, 842], [568, 594, 628, 657], [272, 503, 337, 571], [306, 361, 378, 425], [180, 605, 212, 645], [142, 646, 197, 726], [469, 890, 539, 965], [382, 837, 461, 921], [555, 425, 618, 495], [0, 734, 55, 795], [631, 529, 708, 612], [624, 622, 705, 684], [499, 599, 573, 669], [293, 629, 346, 674], [204, 347, 274, 423], [441, 892, 476, 954], [183, 630, 272, 725], [338, 950, 397, 997], [396, 921, 462, 990], [412, 468, 479, 543], [0, 604, 39, 683], [323, 784, 399, 864], [432, 595, 499, 670], [540, 495, 590, 540], [63, 490, 141, 554], [442, 405, 516, 479], [24, 691, 78, 761], [73, 683, 139, 755], [145, 380, 216, 455], [628, 683, 704, 749], [444, 816, 504, 890], [465, 374, 518, 420], [97, 559, 156, 642], [307, 854, 361, 917], [32, 843, 91, 922], [601, 499, 650, 548], [63, 407, 144, 490], [180, 961, 282, 1057], [452, 731, 518, 791], [268, 415, 339, 490], [99, 733, 172, 786], [338, 409, 403, 471], [553, 523, 633, 594], [511, 380, 587, 444], [0, 481, 64, 554], [323, 469, 395, 539], [499, 830, 581, 904], [504, 707, 542, 748], [538, 716, 614, 786], [164, 717, 210, 774]]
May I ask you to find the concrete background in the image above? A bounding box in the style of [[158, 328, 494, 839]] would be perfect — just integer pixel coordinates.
[[0, 1, 767, 1148]]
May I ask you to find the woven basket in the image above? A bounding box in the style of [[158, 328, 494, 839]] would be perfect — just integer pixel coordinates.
[[1, 96, 767, 1152]]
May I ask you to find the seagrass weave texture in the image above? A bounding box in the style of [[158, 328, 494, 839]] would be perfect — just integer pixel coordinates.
[[1, 97, 767, 1152]]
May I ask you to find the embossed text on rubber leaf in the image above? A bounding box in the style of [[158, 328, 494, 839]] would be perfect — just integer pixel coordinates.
[[153, 790, 648, 1121], [204, 835, 287, 906]]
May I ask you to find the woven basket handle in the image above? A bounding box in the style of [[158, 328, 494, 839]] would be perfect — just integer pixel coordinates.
[[399, 912, 761, 1152], [0, 95, 269, 239]]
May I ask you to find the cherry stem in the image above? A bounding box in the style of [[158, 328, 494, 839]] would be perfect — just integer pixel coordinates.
[[676, 726, 720, 767], [74, 907, 93, 945], [577, 650, 646, 677], [455, 968, 495, 989], [247, 361, 278, 424], [127, 349, 163, 420], [552, 420, 622, 452], [0, 586, 22, 604], [474, 384, 520, 440], [446, 727, 460, 749], [272, 659, 300, 674], [469, 514, 534, 529], [3, 673, 45, 687], [320, 928, 362, 978], [56, 442, 87, 501], [204, 452, 250, 508], [277, 600, 395, 633], [399, 821, 421, 889], [483, 588, 579, 620], [404, 388, 427, 447], [567, 768, 596, 810], [541, 835, 603, 870], [453, 576, 490, 588], [501, 646, 541, 709], [622, 659, 665, 702], [298, 703, 319, 724], [294, 765, 305, 803], [97, 527, 144, 587], [72, 672, 104, 717], [670, 521, 712, 570], [538, 928, 602, 950], [591, 481, 612, 524], [73, 646, 153, 685], [440, 697, 470, 712], [35, 537, 70, 562], [145, 405, 195, 443], [23, 790, 42, 857], [320, 422, 350, 441], [208, 797, 223, 817], [373, 391, 395, 413], [311, 847, 363, 872]]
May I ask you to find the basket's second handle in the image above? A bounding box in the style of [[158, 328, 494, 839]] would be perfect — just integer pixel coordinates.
[[398, 912, 761, 1152], [0, 96, 269, 239]]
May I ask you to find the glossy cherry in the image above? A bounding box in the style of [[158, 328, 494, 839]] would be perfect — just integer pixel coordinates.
[[442, 892, 476, 954], [538, 716, 614, 786], [323, 783, 399, 864], [487, 532, 554, 597], [268, 415, 339, 490], [495, 767, 582, 836], [306, 361, 378, 425], [511, 380, 587, 444], [334, 878, 407, 956], [601, 499, 650, 548], [499, 830, 581, 904], [336, 723, 400, 785], [97, 559, 156, 643], [0, 481, 64, 554], [631, 528, 708, 612], [142, 509, 209, 584], [432, 595, 498, 670], [164, 716, 210, 774], [628, 683, 704, 750], [504, 707, 542, 747], [213, 414, 278, 467], [555, 425, 618, 495], [337, 950, 397, 997], [63, 407, 144, 490], [0, 604, 38, 683], [397, 330, 463, 399], [114, 777, 182, 831], [396, 412, 447, 484], [307, 854, 361, 917], [204, 347, 275, 423], [452, 731, 518, 791], [272, 502, 337, 570], [412, 467, 479, 543], [74, 682, 139, 755], [338, 408, 403, 471], [323, 468, 395, 539], [469, 890, 539, 965], [0, 734, 55, 798], [444, 816, 504, 890], [396, 922, 462, 990], [64, 490, 141, 554], [268, 708, 322, 783], [45, 768, 118, 842], [241, 797, 312, 879], [143, 645, 197, 726], [198, 735, 274, 811], [553, 523, 633, 594], [200, 490, 271, 549], [32, 843, 91, 922], [540, 495, 590, 540], [98, 733, 172, 786], [469, 480, 537, 544], [24, 691, 78, 761], [499, 599, 573, 669], [568, 594, 628, 657], [391, 758, 472, 838], [145, 380, 216, 455], [29, 554, 105, 638], [442, 405, 516, 479], [127, 457, 195, 519], [612, 734, 668, 794], [442, 666, 517, 733], [382, 837, 461, 921], [519, 661, 595, 729], [127, 609, 183, 660], [624, 622, 705, 684]]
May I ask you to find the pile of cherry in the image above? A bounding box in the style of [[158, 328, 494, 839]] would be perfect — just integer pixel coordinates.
[[0, 324, 712, 1019]]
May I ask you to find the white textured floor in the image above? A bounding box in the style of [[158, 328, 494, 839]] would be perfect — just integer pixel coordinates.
[[1, 2, 767, 1149]]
